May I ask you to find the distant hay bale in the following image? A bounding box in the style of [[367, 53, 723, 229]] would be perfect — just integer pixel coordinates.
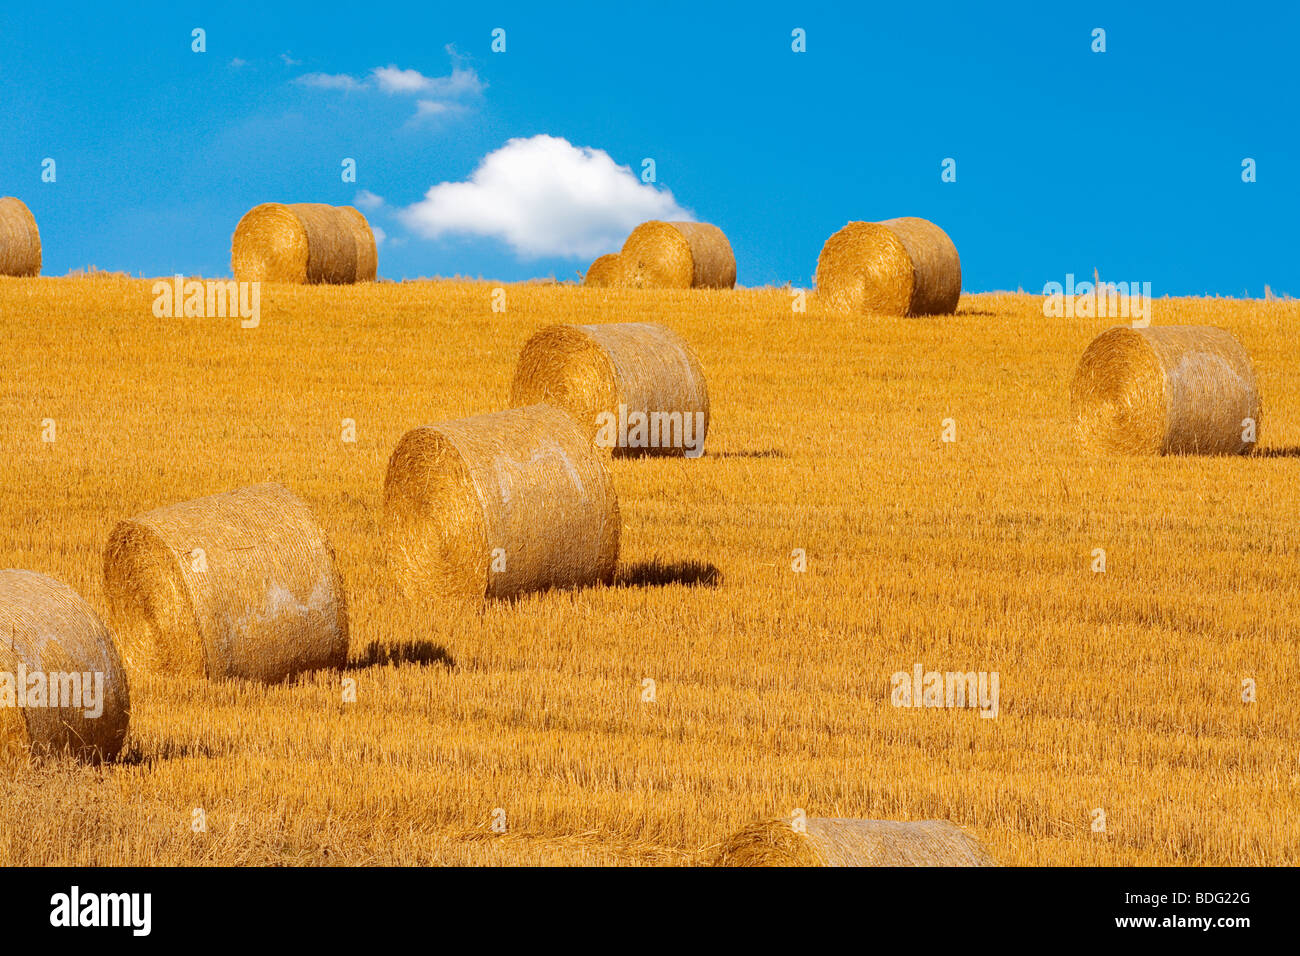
[[620, 221, 736, 289], [1070, 325, 1260, 455], [815, 217, 961, 315], [713, 818, 997, 867], [383, 405, 620, 603], [584, 253, 624, 287], [509, 322, 710, 458], [0, 570, 130, 765], [0, 197, 41, 277], [102, 483, 349, 684], [230, 202, 375, 284]]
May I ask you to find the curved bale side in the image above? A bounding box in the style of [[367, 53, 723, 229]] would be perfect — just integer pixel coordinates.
[[340, 205, 378, 282], [0, 197, 42, 277], [1070, 325, 1260, 455], [620, 221, 736, 289], [509, 322, 710, 458], [102, 483, 349, 684], [383, 405, 621, 603], [231, 202, 375, 284], [584, 253, 625, 287], [0, 570, 130, 765], [815, 217, 961, 316], [712, 818, 997, 867]]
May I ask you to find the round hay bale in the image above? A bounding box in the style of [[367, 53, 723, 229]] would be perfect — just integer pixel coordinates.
[[620, 221, 736, 289], [0, 570, 130, 765], [102, 483, 349, 684], [815, 217, 961, 315], [509, 322, 709, 458], [713, 818, 997, 867], [1070, 325, 1260, 456], [383, 405, 620, 603], [230, 202, 371, 284], [584, 253, 624, 287], [0, 197, 41, 277]]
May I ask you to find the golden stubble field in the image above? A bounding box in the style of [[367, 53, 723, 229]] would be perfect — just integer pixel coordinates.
[[1, 275, 1298, 865]]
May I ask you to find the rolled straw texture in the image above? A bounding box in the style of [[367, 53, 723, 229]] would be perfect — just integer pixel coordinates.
[[1070, 325, 1260, 455], [230, 202, 374, 284], [713, 818, 997, 867], [0, 197, 41, 277], [509, 322, 709, 458], [815, 217, 961, 315], [383, 405, 621, 603], [620, 221, 736, 289], [340, 205, 378, 282], [584, 253, 625, 287], [102, 484, 349, 683], [0, 570, 130, 765]]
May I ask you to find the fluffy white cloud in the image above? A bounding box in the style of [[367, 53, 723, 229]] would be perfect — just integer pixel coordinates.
[[398, 135, 692, 259], [372, 65, 436, 94], [353, 190, 385, 211]]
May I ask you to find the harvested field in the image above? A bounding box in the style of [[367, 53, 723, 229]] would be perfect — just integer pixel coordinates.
[[1, 276, 1298, 865]]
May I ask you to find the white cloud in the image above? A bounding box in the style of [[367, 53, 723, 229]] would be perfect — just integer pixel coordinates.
[[372, 65, 433, 94], [353, 190, 385, 211], [229, 57, 247, 69], [398, 135, 692, 259], [296, 72, 363, 91], [296, 58, 484, 122], [281, 52, 302, 66], [371, 226, 387, 246]]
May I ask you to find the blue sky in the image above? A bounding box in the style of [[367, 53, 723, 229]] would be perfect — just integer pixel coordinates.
[[1, 0, 1295, 294]]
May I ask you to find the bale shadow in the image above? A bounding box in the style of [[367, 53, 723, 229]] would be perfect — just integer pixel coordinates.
[[1255, 447, 1300, 458], [615, 559, 722, 589], [117, 739, 221, 765], [347, 640, 456, 670], [707, 449, 787, 459]]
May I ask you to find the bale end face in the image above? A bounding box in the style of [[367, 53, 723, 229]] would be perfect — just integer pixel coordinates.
[[509, 325, 621, 450], [584, 254, 625, 287]]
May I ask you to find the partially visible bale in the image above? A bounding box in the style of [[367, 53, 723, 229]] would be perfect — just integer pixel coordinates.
[[620, 221, 736, 289], [383, 405, 621, 603], [509, 322, 709, 458], [0, 197, 41, 277], [102, 484, 349, 684], [584, 253, 625, 287], [230, 202, 375, 284], [815, 217, 961, 315], [713, 818, 997, 867], [0, 570, 130, 765], [1070, 325, 1260, 455]]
